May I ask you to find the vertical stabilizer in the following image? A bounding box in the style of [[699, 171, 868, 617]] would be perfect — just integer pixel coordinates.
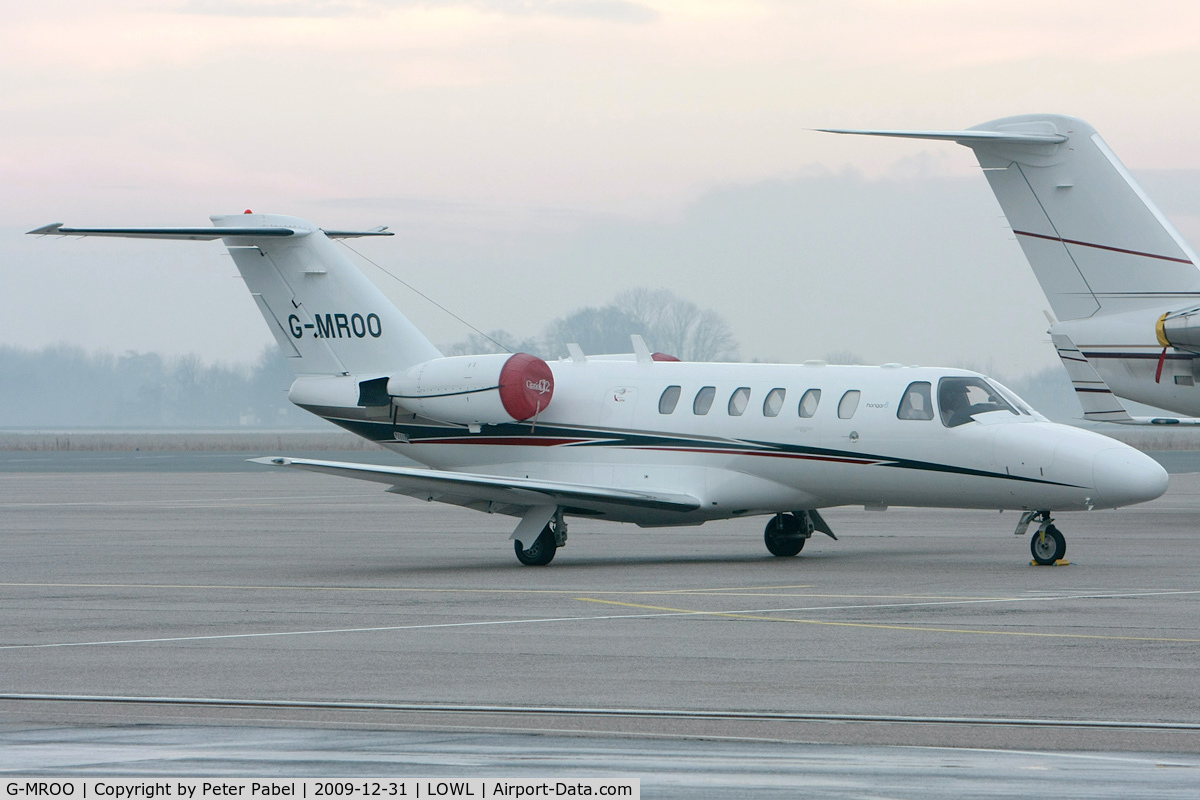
[[29, 214, 443, 377], [213, 214, 441, 376]]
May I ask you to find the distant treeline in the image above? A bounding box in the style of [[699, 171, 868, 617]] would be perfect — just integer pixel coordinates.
[[0, 342, 1083, 431], [0, 344, 320, 429], [2, 281, 1087, 429]]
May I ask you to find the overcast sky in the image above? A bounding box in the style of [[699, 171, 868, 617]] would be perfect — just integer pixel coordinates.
[[3, 0, 1199, 376]]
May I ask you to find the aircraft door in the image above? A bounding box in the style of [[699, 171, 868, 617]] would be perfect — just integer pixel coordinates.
[[600, 387, 638, 432]]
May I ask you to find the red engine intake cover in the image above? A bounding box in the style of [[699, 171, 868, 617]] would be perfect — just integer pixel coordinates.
[[498, 353, 554, 421]]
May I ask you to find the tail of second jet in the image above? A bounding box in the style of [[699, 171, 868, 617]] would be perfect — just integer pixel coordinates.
[[823, 114, 1200, 321]]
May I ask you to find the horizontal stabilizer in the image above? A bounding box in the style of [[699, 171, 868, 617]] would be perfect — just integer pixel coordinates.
[[26, 223, 297, 240], [818, 128, 1067, 145], [249, 457, 702, 514], [26, 223, 392, 240]]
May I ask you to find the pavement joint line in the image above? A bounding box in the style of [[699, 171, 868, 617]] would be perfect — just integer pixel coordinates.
[[0, 493, 378, 509], [4, 588, 1197, 650], [5, 583, 1197, 603], [0, 609, 695, 650], [0, 583, 1013, 600], [576, 598, 1200, 643], [1, 694, 1198, 732]]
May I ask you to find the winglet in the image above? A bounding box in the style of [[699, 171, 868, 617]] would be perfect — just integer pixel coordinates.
[[27, 223, 64, 236]]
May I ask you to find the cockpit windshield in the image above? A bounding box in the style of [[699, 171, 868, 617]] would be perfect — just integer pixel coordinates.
[[937, 377, 1019, 428], [987, 379, 1035, 416]]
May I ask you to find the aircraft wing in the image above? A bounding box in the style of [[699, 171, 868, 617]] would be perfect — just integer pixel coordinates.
[[249, 457, 702, 515], [1052, 334, 1200, 425]]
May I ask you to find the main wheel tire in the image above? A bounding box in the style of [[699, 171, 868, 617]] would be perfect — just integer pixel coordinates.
[[515, 524, 557, 566], [764, 514, 806, 557], [1030, 524, 1066, 565]]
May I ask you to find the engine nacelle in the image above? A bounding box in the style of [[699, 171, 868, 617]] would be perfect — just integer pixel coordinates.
[[388, 353, 554, 425], [1158, 307, 1200, 354]]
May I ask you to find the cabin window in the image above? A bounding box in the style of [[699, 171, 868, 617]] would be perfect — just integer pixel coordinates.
[[937, 377, 1018, 428], [763, 388, 786, 417], [693, 386, 716, 415], [838, 390, 861, 419], [728, 387, 751, 416], [659, 385, 682, 414], [798, 388, 821, 418], [897, 381, 934, 421]]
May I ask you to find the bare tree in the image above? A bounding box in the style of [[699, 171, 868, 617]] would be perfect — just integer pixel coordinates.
[[439, 288, 740, 362], [614, 288, 739, 361], [822, 351, 866, 365], [441, 330, 543, 358], [542, 306, 642, 358]]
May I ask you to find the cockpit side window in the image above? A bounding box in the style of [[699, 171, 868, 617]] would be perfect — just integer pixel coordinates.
[[897, 381, 933, 421], [693, 386, 716, 415], [937, 377, 1018, 428]]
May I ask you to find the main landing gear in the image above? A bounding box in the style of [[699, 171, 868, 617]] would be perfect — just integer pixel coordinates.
[[1016, 510, 1067, 565], [764, 511, 837, 557], [515, 511, 568, 566], [764, 513, 809, 557]]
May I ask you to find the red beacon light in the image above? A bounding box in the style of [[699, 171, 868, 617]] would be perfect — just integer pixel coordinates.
[[243, 209, 253, 214]]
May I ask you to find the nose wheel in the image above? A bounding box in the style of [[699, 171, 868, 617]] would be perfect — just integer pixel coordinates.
[[1016, 511, 1067, 565], [1030, 524, 1066, 565]]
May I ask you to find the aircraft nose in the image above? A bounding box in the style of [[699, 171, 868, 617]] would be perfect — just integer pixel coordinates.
[[1092, 447, 1169, 507]]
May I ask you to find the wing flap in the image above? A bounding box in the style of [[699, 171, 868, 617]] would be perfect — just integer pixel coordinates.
[[249, 457, 702, 514]]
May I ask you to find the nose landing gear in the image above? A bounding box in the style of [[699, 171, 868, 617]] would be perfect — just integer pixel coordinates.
[[1016, 510, 1067, 565]]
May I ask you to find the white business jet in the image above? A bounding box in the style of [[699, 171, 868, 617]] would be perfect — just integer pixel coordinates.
[[29, 213, 1167, 565], [823, 114, 1200, 425]]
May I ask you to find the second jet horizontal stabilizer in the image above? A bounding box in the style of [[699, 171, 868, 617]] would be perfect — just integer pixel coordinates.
[[817, 128, 1067, 145]]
